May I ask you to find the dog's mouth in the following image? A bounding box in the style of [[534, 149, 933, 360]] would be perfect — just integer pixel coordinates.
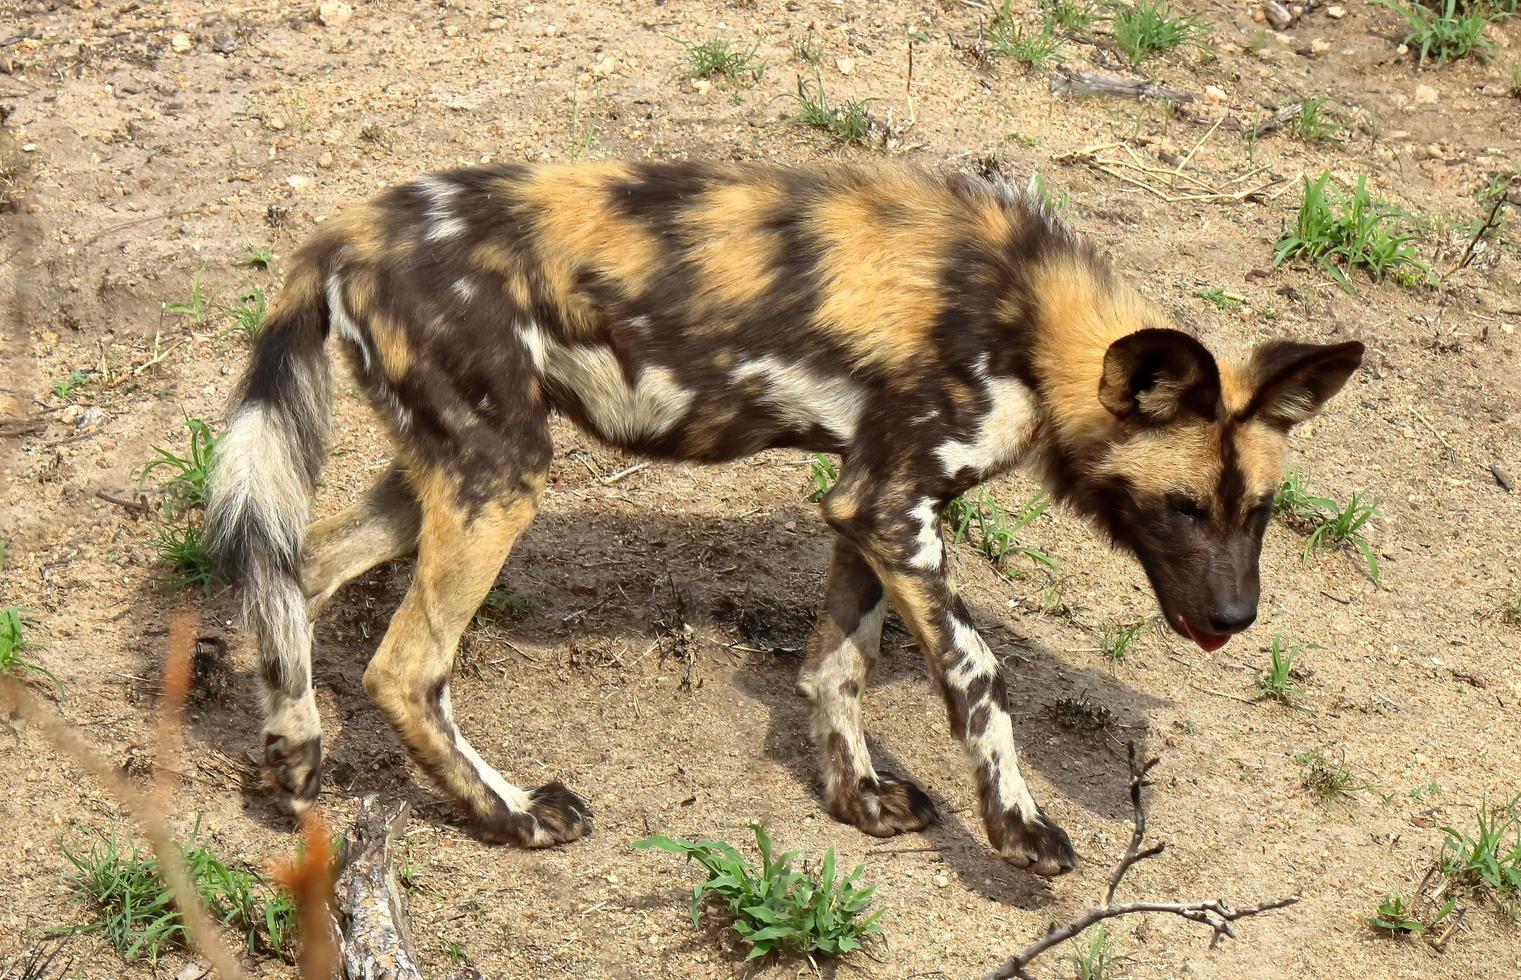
[[1164, 609, 1231, 652]]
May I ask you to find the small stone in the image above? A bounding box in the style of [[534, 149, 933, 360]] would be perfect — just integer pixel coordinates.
[[933, 873, 950, 888], [318, 1, 353, 28], [286, 174, 312, 191], [170, 33, 192, 53], [1204, 84, 1228, 102], [1414, 83, 1438, 104], [1326, 4, 1346, 17], [692, 78, 712, 95], [591, 54, 618, 78], [444, 24, 459, 38], [1310, 38, 1330, 55], [268, 116, 287, 131], [213, 36, 237, 54], [836, 57, 855, 75], [21, 143, 36, 152], [317, 151, 334, 168]]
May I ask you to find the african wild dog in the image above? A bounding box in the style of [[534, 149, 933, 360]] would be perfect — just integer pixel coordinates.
[[205, 161, 1363, 875]]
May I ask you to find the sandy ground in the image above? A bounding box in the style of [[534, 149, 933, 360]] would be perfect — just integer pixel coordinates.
[[2, 1, 1520, 978]]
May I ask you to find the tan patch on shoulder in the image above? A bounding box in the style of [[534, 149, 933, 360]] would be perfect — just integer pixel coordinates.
[[809, 171, 959, 372], [508, 164, 660, 336], [681, 176, 788, 311]]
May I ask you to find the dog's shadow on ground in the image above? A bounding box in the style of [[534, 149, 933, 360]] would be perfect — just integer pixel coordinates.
[[162, 499, 1169, 881]]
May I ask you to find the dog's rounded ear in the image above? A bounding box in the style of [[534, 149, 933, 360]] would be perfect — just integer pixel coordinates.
[[1099, 328, 1222, 425], [1242, 340, 1365, 430]]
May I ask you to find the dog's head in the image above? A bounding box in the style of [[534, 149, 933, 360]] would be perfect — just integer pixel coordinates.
[[1083, 328, 1364, 650]]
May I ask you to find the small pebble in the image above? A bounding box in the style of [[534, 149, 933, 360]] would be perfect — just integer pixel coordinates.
[[933, 873, 949, 888], [1414, 83, 1438, 104], [1326, 4, 1346, 16], [170, 33, 192, 52], [318, 151, 334, 168]]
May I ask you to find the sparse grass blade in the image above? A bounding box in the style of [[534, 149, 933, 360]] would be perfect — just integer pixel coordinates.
[[1438, 797, 1521, 909], [945, 490, 1057, 575], [1067, 924, 1128, 979], [1295, 747, 1373, 803], [805, 453, 839, 503], [141, 416, 220, 592], [1098, 620, 1148, 664]]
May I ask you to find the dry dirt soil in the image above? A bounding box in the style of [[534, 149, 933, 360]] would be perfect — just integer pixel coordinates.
[[2, 1, 1520, 978]]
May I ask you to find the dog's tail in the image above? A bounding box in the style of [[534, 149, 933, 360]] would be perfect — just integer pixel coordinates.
[[204, 243, 335, 705]]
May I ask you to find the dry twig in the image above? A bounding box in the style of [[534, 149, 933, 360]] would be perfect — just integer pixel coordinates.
[[983, 743, 1298, 979]]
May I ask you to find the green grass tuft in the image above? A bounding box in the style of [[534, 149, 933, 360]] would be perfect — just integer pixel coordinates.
[[636, 823, 883, 961], [1439, 797, 1521, 910], [1109, 0, 1209, 66], [1067, 923, 1128, 979], [1274, 171, 1430, 292], [141, 416, 220, 591], [804, 453, 839, 503], [1044, 0, 1105, 32], [790, 73, 876, 146], [58, 828, 297, 965], [984, 1, 1064, 69], [1258, 633, 1308, 703], [243, 247, 275, 269], [1274, 472, 1381, 582], [1373, 0, 1502, 66], [1292, 95, 1347, 144], [945, 490, 1056, 575], [1369, 891, 1454, 935], [1098, 620, 1148, 664], [1295, 747, 1372, 803], [1192, 286, 1243, 309], [679, 37, 765, 84], [50, 369, 93, 400], [0, 606, 61, 690]]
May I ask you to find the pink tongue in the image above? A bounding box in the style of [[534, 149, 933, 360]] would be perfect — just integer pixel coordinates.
[[1183, 620, 1230, 652]]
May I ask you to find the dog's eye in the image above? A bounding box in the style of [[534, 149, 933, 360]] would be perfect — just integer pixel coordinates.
[[1167, 494, 1206, 520]]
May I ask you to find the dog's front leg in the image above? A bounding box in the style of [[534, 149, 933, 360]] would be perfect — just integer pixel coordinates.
[[821, 481, 1076, 877]]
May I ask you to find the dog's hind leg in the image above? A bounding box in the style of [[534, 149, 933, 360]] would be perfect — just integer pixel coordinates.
[[302, 463, 421, 619], [360, 450, 590, 847]]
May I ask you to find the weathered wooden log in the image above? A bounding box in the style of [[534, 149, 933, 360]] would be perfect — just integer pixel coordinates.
[[1049, 70, 1195, 103], [335, 797, 424, 980]]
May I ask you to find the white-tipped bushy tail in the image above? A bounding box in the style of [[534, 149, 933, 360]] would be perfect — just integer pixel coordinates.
[[204, 262, 333, 804]]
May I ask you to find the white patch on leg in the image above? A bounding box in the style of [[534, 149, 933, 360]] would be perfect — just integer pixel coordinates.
[[944, 615, 1042, 825], [907, 497, 943, 570], [419, 174, 467, 242], [731, 356, 865, 445], [438, 682, 535, 813], [936, 376, 1038, 477], [326, 275, 372, 373], [519, 322, 694, 445], [801, 599, 886, 782]]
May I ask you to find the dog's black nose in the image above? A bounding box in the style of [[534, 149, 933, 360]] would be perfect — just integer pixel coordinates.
[[1208, 601, 1256, 634]]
